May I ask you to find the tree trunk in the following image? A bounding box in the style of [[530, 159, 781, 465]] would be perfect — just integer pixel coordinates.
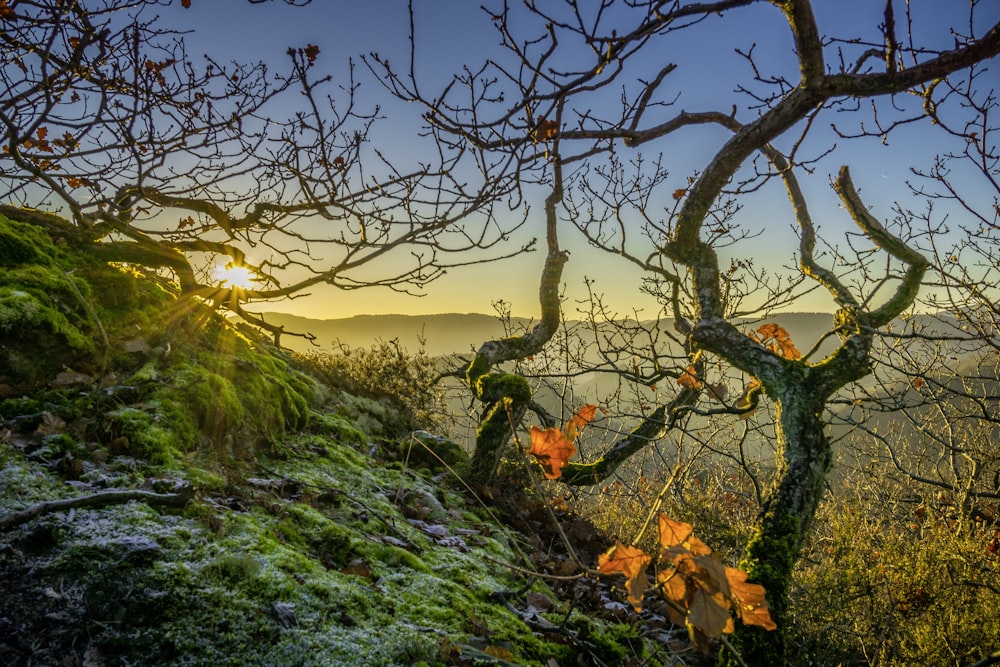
[[725, 387, 833, 666]]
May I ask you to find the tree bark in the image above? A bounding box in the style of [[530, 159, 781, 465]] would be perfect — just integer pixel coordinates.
[[727, 387, 832, 663]]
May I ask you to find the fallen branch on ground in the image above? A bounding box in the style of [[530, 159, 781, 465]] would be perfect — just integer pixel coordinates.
[[0, 485, 194, 531]]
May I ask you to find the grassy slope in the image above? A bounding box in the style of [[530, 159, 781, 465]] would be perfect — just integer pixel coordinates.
[[0, 212, 654, 667]]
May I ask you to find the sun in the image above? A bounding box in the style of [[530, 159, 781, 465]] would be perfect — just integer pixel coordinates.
[[213, 264, 258, 290]]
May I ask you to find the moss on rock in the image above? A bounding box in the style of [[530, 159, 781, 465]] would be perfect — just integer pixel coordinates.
[[0, 210, 660, 667]]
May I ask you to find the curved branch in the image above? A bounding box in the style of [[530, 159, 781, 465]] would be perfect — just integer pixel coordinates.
[[832, 166, 928, 327], [560, 387, 700, 486]]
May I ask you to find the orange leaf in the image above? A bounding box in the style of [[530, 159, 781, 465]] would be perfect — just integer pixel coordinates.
[[672, 188, 687, 201], [686, 586, 733, 638], [912, 377, 924, 390], [598, 541, 652, 610], [534, 119, 559, 142], [676, 366, 702, 390], [754, 323, 801, 360], [659, 513, 713, 565], [563, 403, 597, 440], [658, 514, 694, 550], [725, 567, 776, 630], [181, 0, 191, 7], [528, 426, 575, 480]]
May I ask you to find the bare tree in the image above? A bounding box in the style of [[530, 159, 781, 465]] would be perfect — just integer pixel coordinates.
[[373, 1, 1000, 662], [838, 61, 1000, 528], [1, 0, 529, 344]]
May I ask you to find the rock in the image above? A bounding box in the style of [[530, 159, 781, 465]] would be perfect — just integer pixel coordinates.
[[405, 430, 469, 472]]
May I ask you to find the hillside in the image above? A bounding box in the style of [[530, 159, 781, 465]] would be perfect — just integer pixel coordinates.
[[253, 311, 839, 361], [0, 211, 661, 666]]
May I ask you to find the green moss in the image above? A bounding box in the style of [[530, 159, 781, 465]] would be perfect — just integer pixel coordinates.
[[474, 372, 531, 404], [173, 365, 245, 442], [727, 510, 800, 666], [401, 431, 469, 473], [104, 405, 187, 464], [0, 286, 94, 352], [0, 214, 105, 386], [309, 411, 369, 445], [465, 352, 491, 385], [361, 543, 432, 573], [0, 211, 668, 667], [0, 220, 48, 265], [202, 553, 262, 583]]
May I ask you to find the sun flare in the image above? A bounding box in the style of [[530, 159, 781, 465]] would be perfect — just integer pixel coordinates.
[[213, 264, 258, 290]]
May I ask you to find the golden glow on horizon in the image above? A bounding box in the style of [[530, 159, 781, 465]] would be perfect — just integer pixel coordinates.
[[214, 264, 258, 290]]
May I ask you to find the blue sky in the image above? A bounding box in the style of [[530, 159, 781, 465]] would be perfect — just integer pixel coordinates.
[[168, 0, 999, 319]]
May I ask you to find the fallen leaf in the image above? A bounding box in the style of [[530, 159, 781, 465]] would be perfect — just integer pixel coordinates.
[[123, 337, 152, 354], [341, 558, 373, 580], [36, 412, 66, 436], [485, 645, 516, 661]]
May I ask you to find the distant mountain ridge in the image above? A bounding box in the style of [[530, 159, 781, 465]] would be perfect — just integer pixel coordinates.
[[250, 311, 516, 357], [254, 311, 839, 358]]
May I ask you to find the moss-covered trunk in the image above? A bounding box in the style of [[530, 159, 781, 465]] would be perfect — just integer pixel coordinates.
[[726, 388, 832, 666]]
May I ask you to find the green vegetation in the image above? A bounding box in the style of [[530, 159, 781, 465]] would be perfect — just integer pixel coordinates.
[[0, 211, 651, 666]]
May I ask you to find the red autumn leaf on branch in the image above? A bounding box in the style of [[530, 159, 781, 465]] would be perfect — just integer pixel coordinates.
[[752, 323, 801, 360], [676, 365, 702, 390], [724, 567, 777, 630], [652, 512, 775, 640], [672, 188, 687, 200], [534, 119, 559, 142], [658, 514, 712, 561], [597, 541, 652, 610], [563, 403, 597, 441], [528, 426, 575, 480]]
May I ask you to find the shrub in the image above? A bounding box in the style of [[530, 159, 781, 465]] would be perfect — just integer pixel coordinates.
[[303, 339, 449, 435]]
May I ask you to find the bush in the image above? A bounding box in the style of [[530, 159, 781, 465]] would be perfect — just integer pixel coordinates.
[[790, 478, 1000, 666], [303, 339, 449, 435]]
